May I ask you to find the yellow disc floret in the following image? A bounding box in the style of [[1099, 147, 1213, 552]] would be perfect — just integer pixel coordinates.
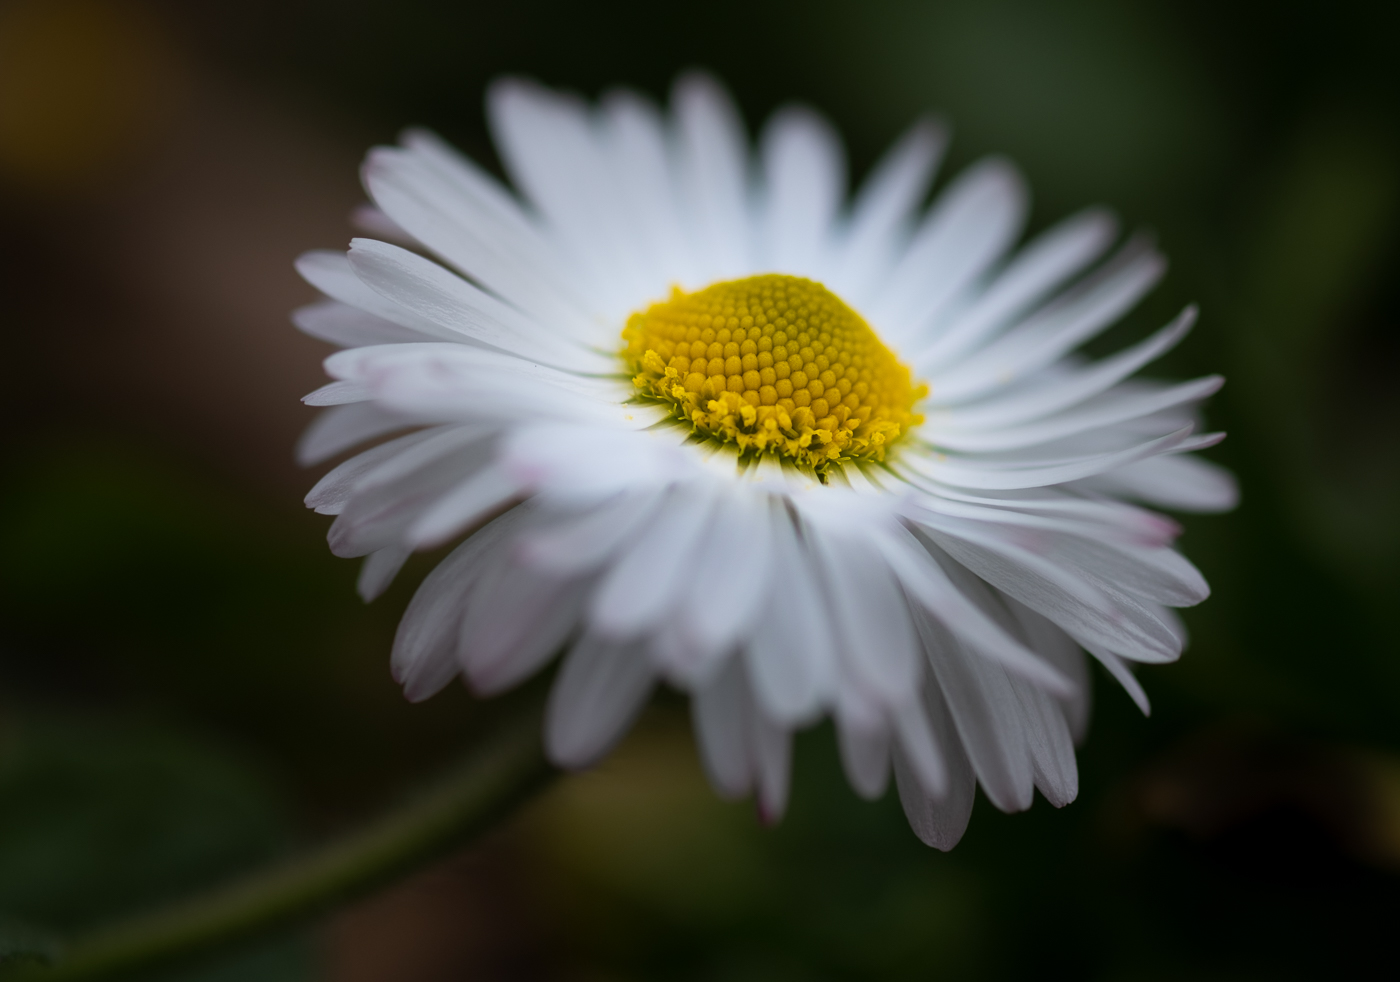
[[623, 274, 926, 470]]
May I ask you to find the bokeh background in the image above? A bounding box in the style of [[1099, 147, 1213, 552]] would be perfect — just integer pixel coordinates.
[[2, 0, 1398, 979]]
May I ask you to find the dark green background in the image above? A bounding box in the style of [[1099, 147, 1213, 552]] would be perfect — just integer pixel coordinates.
[[1, 0, 1397, 978]]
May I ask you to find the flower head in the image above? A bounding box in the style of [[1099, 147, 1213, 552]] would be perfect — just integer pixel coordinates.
[[294, 74, 1236, 848]]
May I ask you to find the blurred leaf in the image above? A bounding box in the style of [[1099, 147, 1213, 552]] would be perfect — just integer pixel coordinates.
[[0, 916, 59, 968], [0, 716, 312, 980], [1233, 111, 1400, 589]]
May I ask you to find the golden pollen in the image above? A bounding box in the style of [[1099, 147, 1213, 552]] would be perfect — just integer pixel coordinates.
[[622, 274, 927, 469]]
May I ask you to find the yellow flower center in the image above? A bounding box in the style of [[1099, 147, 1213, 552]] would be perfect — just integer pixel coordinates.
[[623, 274, 926, 470]]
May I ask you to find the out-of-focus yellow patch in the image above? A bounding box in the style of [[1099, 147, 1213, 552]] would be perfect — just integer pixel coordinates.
[[0, 0, 184, 192]]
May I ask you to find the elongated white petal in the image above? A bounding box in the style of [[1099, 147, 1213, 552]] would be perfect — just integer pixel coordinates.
[[910, 600, 1034, 813], [836, 714, 890, 801], [357, 545, 411, 602], [297, 402, 420, 467], [894, 679, 977, 850], [931, 376, 1224, 453], [364, 146, 599, 333], [744, 501, 838, 725], [923, 238, 1166, 402], [917, 208, 1118, 368], [518, 491, 667, 575], [302, 380, 372, 406], [347, 238, 605, 369], [673, 72, 752, 279], [671, 490, 775, 679], [599, 89, 701, 292], [892, 697, 948, 798], [546, 633, 655, 768], [1084, 642, 1151, 715], [877, 524, 1075, 696], [295, 251, 452, 339], [830, 116, 947, 304], [1077, 451, 1239, 513], [391, 507, 531, 700], [590, 484, 716, 639], [305, 426, 454, 516], [806, 522, 923, 706], [460, 562, 590, 695], [294, 299, 431, 348], [871, 157, 1028, 341], [914, 514, 1181, 664], [933, 307, 1197, 433], [1009, 671, 1078, 807], [760, 105, 845, 274], [406, 465, 522, 549], [904, 426, 1196, 490], [487, 79, 651, 314], [692, 656, 754, 798]]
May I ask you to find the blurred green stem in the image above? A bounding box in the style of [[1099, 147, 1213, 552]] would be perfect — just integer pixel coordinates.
[[12, 702, 555, 982]]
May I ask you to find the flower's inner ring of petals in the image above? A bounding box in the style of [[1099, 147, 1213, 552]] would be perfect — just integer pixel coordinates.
[[623, 275, 926, 469]]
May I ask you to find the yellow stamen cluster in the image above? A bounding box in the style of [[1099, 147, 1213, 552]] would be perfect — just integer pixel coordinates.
[[623, 274, 926, 469]]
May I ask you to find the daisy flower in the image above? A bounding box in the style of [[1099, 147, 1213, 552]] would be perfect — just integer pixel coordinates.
[[294, 73, 1236, 849]]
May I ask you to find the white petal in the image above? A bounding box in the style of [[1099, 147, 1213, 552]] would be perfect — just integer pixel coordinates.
[[305, 426, 454, 516], [760, 105, 845, 274], [357, 545, 411, 602], [295, 251, 451, 339], [891, 697, 948, 798], [598, 89, 701, 292], [691, 656, 753, 798], [923, 237, 1166, 402], [296, 402, 419, 467], [590, 484, 716, 639], [744, 500, 837, 725], [830, 116, 947, 305], [672, 72, 753, 279], [406, 465, 522, 549], [328, 343, 624, 425], [364, 145, 599, 334], [917, 208, 1118, 367], [500, 422, 693, 501], [346, 238, 604, 369], [1078, 451, 1239, 513], [1010, 600, 1092, 743], [327, 437, 497, 558], [293, 299, 432, 348], [672, 489, 775, 679], [1008, 672, 1078, 807], [519, 491, 667, 575], [459, 561, 590, 695], [930, 376, 1224, 453], [902, 425, 1197, 490], [870, 157, 1028, 341], [875, 523, 1076, 696], [805, 522, 922, 706], [1084, 641, 1151, 715], [934, 306, 1197, 434], [836, 715, 890, 801], [911, 602, 1034, 812], [302, 380, 371, 406], [391, 506, 531, 701], [899, 493, 1209, 606], [913, 514, 1181, 665], [893, 679, 977, 850], [486, 78, 649, 315], [545, 632, 655, 768]]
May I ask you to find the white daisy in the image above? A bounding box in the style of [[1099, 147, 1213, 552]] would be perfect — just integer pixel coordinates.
[[294, 73, 1236, 849]]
